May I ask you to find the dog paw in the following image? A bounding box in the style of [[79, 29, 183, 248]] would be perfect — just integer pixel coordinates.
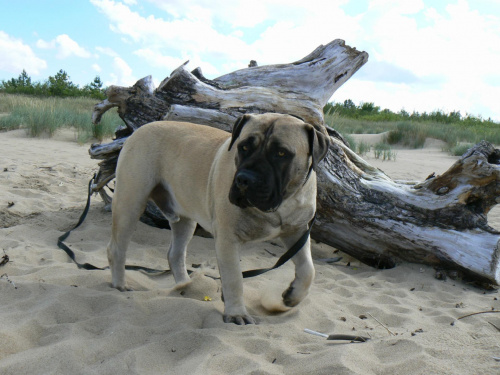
[[173, 278, 192, 289], [112, 284, 133, 292], [282, 286, 300, 307], [223, 314, 257, 325]]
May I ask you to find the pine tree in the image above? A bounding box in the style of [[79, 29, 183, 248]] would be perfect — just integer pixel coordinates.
[[48, 69, 78, 97], [17, 70, 32, 88], [83, 76, 105, 99]]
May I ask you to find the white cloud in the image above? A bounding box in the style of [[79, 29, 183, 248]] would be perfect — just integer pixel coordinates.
[[147, 0, 270, 28], [341, 0, 500, 119], [355, 61, 420, 84], [55, 34, 92, 59], [91, 0, 249, 59], [96, 46, 119, 58], [366, 0, 500, 81], [90, 0, 363, 76], [0, 31, 47, 75], [249, 7, 361, 66], [35, 39, 56, 49], [368, 0, 424, 15], [36, 34, 92, 59], [133, 48, 185, 71], [89, 0, 500, 120], [92, 63, 102, 72], [106, 56, 136, 86]]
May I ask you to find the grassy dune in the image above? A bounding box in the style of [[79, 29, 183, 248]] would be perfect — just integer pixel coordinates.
[[325, 112, 500, 156], [0, 94, 120, 143], [2, 94, 499, 155]]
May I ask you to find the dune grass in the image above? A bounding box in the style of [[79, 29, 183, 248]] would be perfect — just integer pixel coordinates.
[[373, 142, 397, 161], [325, 112, 500, 153], [0, 94, 121, 142], [345, 138, 372, 156], [449, 143, 474, 156], [3, 93, 499, 151]]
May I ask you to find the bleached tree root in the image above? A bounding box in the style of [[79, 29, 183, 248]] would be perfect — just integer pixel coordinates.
[[89, 39, 500, 285]]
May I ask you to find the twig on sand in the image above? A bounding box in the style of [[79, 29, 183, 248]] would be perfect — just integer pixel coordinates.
[[316, 257, 343, 263], [0, 273, 17, 289], [264, 249, 277, 257], [457, 311, 500, 320], [367, 312, 396, 336], [488, 321, 500, 332], [304, 329, 370, 343]]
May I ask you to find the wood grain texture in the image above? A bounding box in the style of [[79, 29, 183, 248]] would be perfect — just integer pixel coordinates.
[[89, 39, 500, 284]]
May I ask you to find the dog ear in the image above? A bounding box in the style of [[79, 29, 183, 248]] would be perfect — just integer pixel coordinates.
[[306, 124, 330, 171], [228, 114, 252, 151]]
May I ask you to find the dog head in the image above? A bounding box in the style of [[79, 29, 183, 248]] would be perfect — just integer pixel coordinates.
[[227, 113, 330, 212]]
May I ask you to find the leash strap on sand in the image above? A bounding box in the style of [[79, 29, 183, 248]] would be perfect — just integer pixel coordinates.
[[57, 175, 104, 271], [58, 175, 316, 278], [242, 214, 316, 278], [57, 175, 171, 275]]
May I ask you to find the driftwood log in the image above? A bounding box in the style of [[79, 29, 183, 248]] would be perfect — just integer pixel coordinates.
[[89, 39, 500, 285]]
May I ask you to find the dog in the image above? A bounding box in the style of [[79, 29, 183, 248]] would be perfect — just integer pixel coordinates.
[[107, 113, 330, 324]]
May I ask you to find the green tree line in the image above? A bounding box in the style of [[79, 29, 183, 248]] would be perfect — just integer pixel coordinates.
[[0, 69, 106, 99], [324, 99, 498, 126], [2, 70, 498, 127]]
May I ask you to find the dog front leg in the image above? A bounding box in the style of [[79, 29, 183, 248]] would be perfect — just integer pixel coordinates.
[[215, 238, 256, 325], [280, 234, 314, 307]]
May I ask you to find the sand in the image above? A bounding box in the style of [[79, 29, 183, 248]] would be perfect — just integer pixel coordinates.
[[1, 128, 499, 374]]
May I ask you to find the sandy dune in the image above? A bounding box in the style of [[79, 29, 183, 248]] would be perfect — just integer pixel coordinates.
[[1, 129, 499, 374]]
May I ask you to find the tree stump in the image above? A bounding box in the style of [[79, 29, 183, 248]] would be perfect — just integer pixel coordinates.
[[89, 39, 500, 285]]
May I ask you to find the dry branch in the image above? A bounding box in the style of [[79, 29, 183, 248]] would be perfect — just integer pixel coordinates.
[[89, 39, 500, 285]]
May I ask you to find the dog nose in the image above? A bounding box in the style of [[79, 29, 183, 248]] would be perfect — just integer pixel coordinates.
[[235, 170, 257, 190]]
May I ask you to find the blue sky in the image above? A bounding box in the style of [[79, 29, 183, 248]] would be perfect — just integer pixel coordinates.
[[1, 0, 500, 120]]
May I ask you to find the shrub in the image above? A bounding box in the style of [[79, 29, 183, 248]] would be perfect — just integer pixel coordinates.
[[357, 141, 371, 156], [343, 134, 356, 151], [373, 143, 397, 161], [450, 143, 473, 156], [0, 113, 23, 131]]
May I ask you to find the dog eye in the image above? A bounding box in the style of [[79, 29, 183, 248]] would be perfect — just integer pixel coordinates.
[[239, 144, 252, 154], [276, 149, 292, 158]]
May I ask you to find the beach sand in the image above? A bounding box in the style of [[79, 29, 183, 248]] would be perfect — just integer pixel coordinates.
[[1, 129, 499, 374]]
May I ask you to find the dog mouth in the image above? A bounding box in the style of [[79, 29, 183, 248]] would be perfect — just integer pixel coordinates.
[[244, 198, 280, 213], [228, 167, 284, 212], [231, 196, 280, 213], [229, 184, 282, 213]]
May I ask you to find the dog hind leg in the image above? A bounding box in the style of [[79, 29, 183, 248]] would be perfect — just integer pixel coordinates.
[[107, 175, 152, 291], [168, 218, 197, 285], [150, 184, 180, 223], [150, 183, 193, 284], [107, 232, 133, 291], [107, 202, 147, 291]]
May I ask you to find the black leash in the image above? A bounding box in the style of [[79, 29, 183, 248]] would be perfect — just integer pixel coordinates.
[[242, 214, 315, 278], [57, 175, 170, 275], [57, 175, 315, 278], [57, 175, 104, 271]]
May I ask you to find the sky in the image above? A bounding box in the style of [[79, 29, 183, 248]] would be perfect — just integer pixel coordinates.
[[1, 0, 500, 121]]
